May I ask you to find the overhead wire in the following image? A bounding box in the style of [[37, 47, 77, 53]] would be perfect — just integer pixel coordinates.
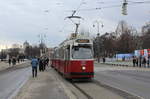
[[62, 0, 86, 34], [66, 0, 150, 12], [96, 0, 150, 4], [71, 0, 86, 16], [96, 0, 123, 4]]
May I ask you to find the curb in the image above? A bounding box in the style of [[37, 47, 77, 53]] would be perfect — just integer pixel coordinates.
[[0, 62, 30, 74], [101, 63, 131, 67], [101, 63, 150, 69]]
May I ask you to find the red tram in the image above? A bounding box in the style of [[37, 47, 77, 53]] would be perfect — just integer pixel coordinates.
[[51, 35, 94, 79]]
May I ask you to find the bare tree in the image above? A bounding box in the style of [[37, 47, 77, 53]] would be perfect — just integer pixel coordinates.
[[25, 46, 40, 58], [141, 22, 150, 49], [141, 29, 150, 49], [0, 50, 7, 60], [116, 30, 135, 53], [93, 32, 117, 58], [9, 48, 20, 57], [115, 20, 138, 53], [93, 20, 140, 58]]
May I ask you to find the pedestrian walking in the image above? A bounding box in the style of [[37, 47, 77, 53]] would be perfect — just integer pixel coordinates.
[[43, 58, 47, 71], [142, 57, 146, 68], [136, 57, 138, 67], [17, 58, 20, 63], [132, 56, 136, 67], [12, 57, 16, 66], [31, 57, 38, 78], [39, 58, 43, 71], [8, 58, 11, 66], [46, 58, 49, 67], [147, 56, 150, 68], [102, 57, 105, 63], [139, 55, 142, 67]]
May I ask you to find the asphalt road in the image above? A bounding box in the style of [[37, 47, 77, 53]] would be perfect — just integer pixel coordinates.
[[95, 63, 150, 99], [0, 67, 31, 99]]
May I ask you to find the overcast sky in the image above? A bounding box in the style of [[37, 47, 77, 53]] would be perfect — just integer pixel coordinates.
[[0, 0, 150, 49]]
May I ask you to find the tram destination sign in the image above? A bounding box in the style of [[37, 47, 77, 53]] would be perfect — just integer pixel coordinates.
[[76, 39, 90, 43]]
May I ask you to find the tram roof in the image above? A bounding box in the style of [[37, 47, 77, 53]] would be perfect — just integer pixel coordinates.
[[59, 34, 93, 47]]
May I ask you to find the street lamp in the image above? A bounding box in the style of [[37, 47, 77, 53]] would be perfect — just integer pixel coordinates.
[[93, 20, 104, 36], [93, 20, 104, 63]]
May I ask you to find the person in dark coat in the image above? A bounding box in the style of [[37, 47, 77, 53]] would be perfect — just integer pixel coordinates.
[[46, 58, 49, 67], [8, 58, 11, 66], [135, 57, 138, 67], [12, 58, 16, 66], [147, 56, 150, 68], [43, 58, 47, 71], [139, 55, 142, 67], [132, 56, 136, 67], [17, 58, 20, 63], [39, 59, 43, 71], [142, 57, 146, 68], [102, 57, 105, 63]]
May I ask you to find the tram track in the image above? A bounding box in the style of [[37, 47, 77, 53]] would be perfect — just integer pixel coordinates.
[[70, 79, 123, 99], [51, 67, 142, 99], [93, 79, 142, 99], [71, 82, 93, 99], [70, 79, 142, 99]]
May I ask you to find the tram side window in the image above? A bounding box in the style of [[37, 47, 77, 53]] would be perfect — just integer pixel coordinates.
[[65, 50, 68, 60], [59, 48, 63, 59], [62, 49, 65, 59], [59, 49, 61, 59], [68, 48, 70, 60], [65, 46, 70, 60], [67, 46, 70, 60], [56, 50, 59, 59]]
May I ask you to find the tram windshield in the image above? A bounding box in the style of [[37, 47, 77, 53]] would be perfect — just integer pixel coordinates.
[[72, 45, 93, 59]]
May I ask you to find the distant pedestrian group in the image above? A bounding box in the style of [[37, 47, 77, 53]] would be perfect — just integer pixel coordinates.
[[31, 57, 49, 78], [132, 56, 150, 68], [8, 57, 17, 66], [39, 57, 49, 72]]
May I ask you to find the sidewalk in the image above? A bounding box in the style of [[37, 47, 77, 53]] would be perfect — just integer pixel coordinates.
[[14, 67, 126, 99], [101, 61, 133, 67], [96, 61, 150, 71], [0, 60, 30, 72], [96, 58, 133, 67], [14, 67, 69, 99]]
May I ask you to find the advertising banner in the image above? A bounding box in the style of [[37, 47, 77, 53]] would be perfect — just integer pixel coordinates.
[[144, 49, 148, 57], [134, 50, 140, 57], [134, 49, 150, 57]]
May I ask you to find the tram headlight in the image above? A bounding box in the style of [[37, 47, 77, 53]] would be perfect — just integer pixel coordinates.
[[82, 66, 86, 70]]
